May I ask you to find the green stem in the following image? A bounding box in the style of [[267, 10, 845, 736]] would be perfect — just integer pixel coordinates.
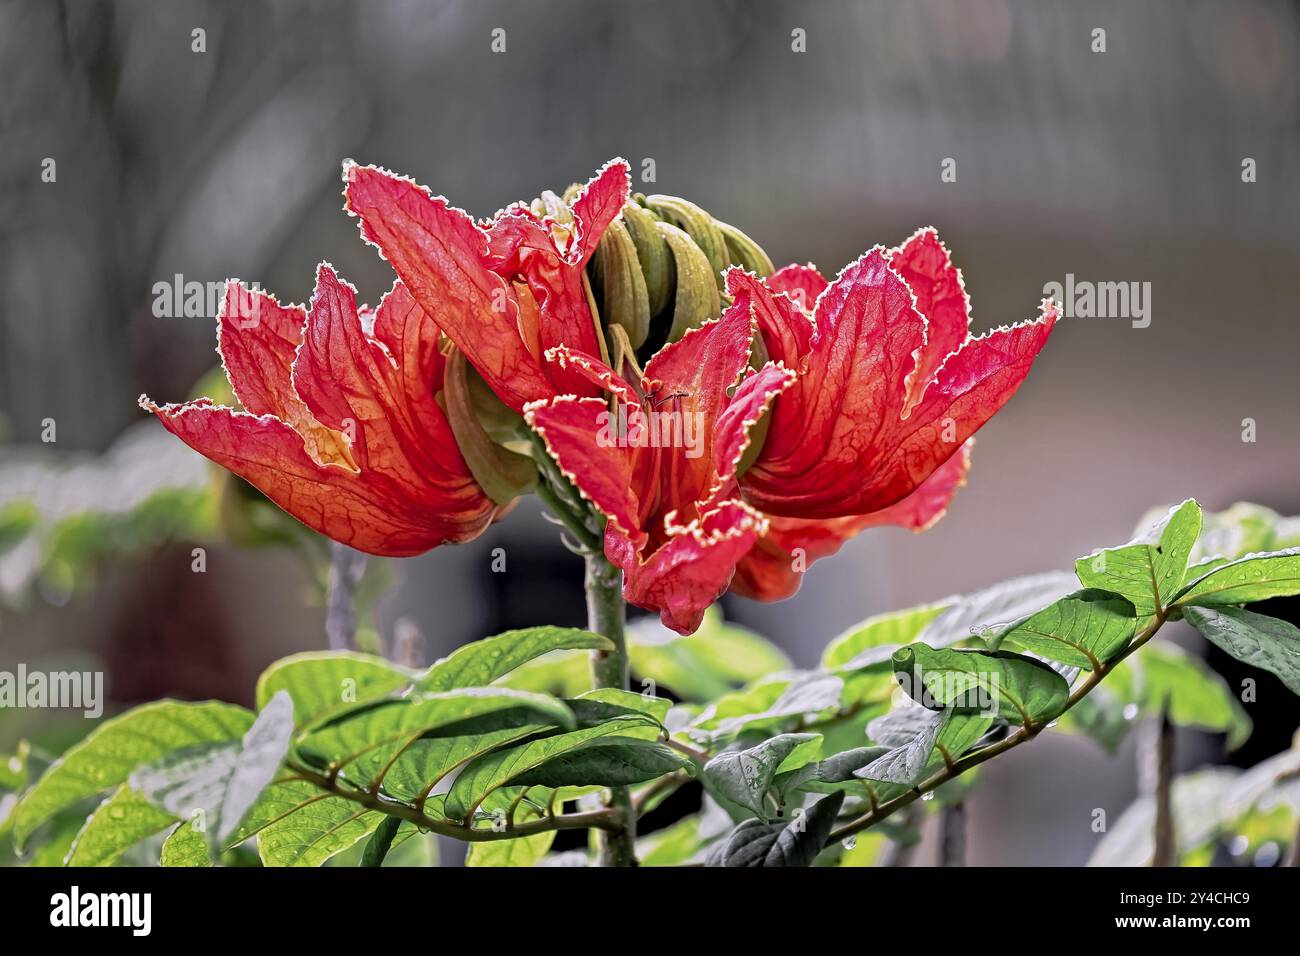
[[283, 763, 621, 842], [585, 550, 638, 866]]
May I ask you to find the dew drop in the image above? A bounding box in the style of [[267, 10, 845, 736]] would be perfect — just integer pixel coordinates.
[[1254, 842, 1281, 867], [921, 791, 935, 802], [841, 836, 857, 850]]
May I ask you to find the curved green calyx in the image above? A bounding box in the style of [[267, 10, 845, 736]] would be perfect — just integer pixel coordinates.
[[583, 190, 775, 362]]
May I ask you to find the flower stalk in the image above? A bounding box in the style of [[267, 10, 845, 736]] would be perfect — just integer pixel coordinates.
[[585, 550, 638, 866]]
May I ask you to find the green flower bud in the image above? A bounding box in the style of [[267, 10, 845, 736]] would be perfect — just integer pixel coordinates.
[[657, 220, 722, 343], [591, 218, 651, 349], [716, 219, 775, 278], [620, 201, 674, 318], [644, 195, 728, 291]]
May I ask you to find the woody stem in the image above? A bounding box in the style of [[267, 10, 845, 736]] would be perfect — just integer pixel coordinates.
[[585, 550, 637, 866]]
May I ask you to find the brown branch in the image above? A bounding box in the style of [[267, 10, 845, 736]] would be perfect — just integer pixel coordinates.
[[826, 611, 1168, 847], [287, 762, 623, 843]]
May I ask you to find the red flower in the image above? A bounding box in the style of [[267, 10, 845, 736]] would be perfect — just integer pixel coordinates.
[[140, 265, 496, 556], [730, 443, 973, 600], [728, 229, 1057, 599], [343, 159, 630, 412], [525, 291, 795, 634]]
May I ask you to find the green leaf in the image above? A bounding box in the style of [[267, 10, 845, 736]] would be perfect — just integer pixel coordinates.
[[1184, 606, 1300, 696], [916, 572, 1079, 654], [379, 723, 555, 805], [64, 785, 175, 866], [359, 815, 402, 866], [693, 671, 843, 741], [857, 709, 994, 788], [821, 602, 949, 671], [706, 791, 844, 867], [295, 688, 574, 793], [160, 821, 212, 867], [375, 821, 439, 867], [255, 652, 413, 729], [985, 589, 1137, 670], [511, 738, 687, 789], [703, 733, 823, 821], [1075, 499, 1202, 616], [573, 687, 672, 725], [465, 829, 556, 867], [234, 777, 384, 867], [893, 644, 1071, 727], [464, 789, 556, 867], [417, 627, 612, 692], [130, 690, 295, 848], [808, 747, 891, 783], [444, 716, 656, 822], [1172, 548, 1300, 608], [12, 699, 252, 848], [628, 606, 790, 701], [856, 710, 948, 786]]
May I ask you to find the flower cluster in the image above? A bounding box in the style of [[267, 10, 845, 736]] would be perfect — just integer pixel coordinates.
[[142, 159, 1056, 633]]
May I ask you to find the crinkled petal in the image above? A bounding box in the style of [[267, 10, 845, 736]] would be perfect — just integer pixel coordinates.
[[875, 306, 1057, 508], [568, 159, 632, 268], [139, 399, 493, 555], [482, 161, 629, 398], [643, 297, 756, 510], [731, 441, 972, 600], [888, 228, 971, 410], [767, 262, 828, 314], [216, 281, 306, 418], [344, 164, 552, 411], [215, 281, 353, 469], [525, 395, 645, 543], [743, 244, 1054, 519], [709, 362, 796, 502], [743, 248, 927, 515], [293, 265, 482, 513], [725, 268, 813, 367], [615, 500, 767, 635], [543, 345, 641, 408]]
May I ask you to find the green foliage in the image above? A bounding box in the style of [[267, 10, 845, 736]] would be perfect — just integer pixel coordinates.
[[706, 792, 844, 867], [985, 589, 1136, 670], [11, 700, 252, 849], [892, 644, 1071, 727], [10, 496, 1300, 868], [1173, 548, 1300, 608], [704, 734, 822, 821], [1184, 605, 1300, 695], [1076, 499, 1201, 617]]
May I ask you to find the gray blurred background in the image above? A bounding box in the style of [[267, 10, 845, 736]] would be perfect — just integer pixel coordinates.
[[2, 0, 1298, 864]]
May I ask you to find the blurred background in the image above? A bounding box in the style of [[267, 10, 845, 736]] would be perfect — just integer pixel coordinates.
[[2, 0, 1298, 865]]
